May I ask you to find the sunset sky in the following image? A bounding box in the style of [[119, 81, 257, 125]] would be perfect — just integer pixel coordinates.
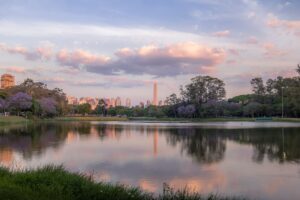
[[0, 0, 299, 104]]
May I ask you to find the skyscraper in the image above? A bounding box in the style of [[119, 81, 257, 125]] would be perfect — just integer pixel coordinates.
[[115, 97, 122, 106], [125, 98, 131, 107], [153, 81, 158, 106], [111, 98, 115, 107], [1, 74, 15, 89]]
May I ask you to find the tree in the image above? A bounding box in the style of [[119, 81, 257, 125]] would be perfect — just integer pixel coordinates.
[[5, 79, 67, 116], [165, 93, 180, 105], [8, 92, 32, 115], [0, 98, 8, 113], [297, 64, 300, 75], [251, 77, 265, 95], [77, 103, 91, 115], [181, 76, 226, 104], [177, 104, 196, 118], [38, 97, 57, 117], [95, 99, 107, 115], [243, 102, 263, 117]]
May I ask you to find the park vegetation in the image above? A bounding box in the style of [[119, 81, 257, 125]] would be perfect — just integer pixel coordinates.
[[1, 65, 300, 119], [70, 64, 300, 119], [0, 79, 68, 118]]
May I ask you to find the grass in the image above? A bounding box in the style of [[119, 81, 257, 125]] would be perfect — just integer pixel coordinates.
[[53, 116, 128, 121], [0, 116, 29, 126], [129, 117, 256, 122], [0, 165, 246, 200]]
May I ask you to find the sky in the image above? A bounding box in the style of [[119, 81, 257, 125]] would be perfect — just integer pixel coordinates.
[[0, 0, 299, 104]]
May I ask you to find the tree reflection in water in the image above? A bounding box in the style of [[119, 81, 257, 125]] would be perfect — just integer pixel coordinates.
[[0, 122, 300, 165]]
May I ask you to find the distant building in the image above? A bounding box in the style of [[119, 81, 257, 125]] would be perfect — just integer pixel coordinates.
[[153, 81, 158, 106], [67, 96, 78, 105], [1, 74, 15, 89], [125, 98, 131, 107], [146, 100, 151, 107], [111, 98, 116, 107], [79, 97, 98, 110], [139, 102, 145, 108], [115, 97, 122, 106], [104, 98, 111, 108]]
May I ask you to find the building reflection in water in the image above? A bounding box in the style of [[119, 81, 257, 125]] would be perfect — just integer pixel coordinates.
[[0, 148, 13, 167]]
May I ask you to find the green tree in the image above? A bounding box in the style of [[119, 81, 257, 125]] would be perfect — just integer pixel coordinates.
[[95, 99, 107, 115], [251, 77, 265, 95], [77, 103, 91, 115], [181, 75, 226, 104]]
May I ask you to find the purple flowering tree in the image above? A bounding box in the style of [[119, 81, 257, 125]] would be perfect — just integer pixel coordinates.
[[177, 104, 196, 118], [38, 97, 57, 117], [0, 98, 8, 113], [8, 92, 32, 115]]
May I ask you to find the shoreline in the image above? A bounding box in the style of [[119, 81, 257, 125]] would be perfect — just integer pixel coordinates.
[[1, 116, 300, 126]]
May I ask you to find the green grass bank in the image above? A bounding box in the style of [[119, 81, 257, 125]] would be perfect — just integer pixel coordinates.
[[0, 116, 29, 126], [0, 165, 245, 200]]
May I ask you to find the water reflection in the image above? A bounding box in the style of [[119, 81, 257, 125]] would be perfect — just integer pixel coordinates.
[[0, 122, 300, 199]]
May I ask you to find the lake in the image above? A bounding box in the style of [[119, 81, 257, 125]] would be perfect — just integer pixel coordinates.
[[0, 121, 300, 200]]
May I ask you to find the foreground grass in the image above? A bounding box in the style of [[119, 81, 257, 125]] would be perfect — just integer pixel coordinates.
[[0, 166, 245, 200], [0, 116, 29, 126]]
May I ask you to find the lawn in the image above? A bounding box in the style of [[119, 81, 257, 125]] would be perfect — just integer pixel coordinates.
[[0, 116, 29, 125]]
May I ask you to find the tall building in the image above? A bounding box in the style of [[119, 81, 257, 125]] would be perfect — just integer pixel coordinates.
[[146, 100, 151, 107], [1, 74, 15, 89], [111, 98, 115, 107], [139, 102, 145, 108], [115, 97, 122, 106], [104, 98, 111, 108], [67, 96, 78, 105], [153, 81, 158, 106], [125, 98, 131, 107]]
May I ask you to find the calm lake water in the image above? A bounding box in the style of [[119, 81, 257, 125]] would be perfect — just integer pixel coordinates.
[[1, 121, 300, 199]]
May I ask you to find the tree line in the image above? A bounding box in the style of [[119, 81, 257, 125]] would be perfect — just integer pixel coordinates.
[[79, 64, 300, 118], [1, 64, 299, 118]]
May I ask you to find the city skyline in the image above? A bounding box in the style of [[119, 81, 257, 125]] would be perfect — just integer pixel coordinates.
[[0, 0, 300, 104], [67, 82, 160, 107]]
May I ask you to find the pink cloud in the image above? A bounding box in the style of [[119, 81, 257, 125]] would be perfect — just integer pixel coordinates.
[[226, 60, 237, 64], [3, 66, 26, 74], [0, 43, 53, 60], [57, 42, 226, 76], [212, 30, 231, 37], [262, 42, 287, 57], [267, 15, 300, 37], [56, 49, 110, 67], [228, 49, 240, 56], [245, 36, 259, 45]]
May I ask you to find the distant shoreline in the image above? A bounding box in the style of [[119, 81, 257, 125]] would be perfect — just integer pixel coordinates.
[[2, 116, 300, 126]]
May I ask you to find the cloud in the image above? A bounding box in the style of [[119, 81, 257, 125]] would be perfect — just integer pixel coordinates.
[[56, 42, 226, 77], [56, 49, 110, 68], [267, 14, 300, 37], [92, 42, 226, 76], [0, 43, 53, 61], [228, 49, 240, 56], [0, 66, 40, 75], [262, 42, 286, 57], [4, 66, 26, 74], [245, 36, 259, 45], [212, 30, 231, 37]]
